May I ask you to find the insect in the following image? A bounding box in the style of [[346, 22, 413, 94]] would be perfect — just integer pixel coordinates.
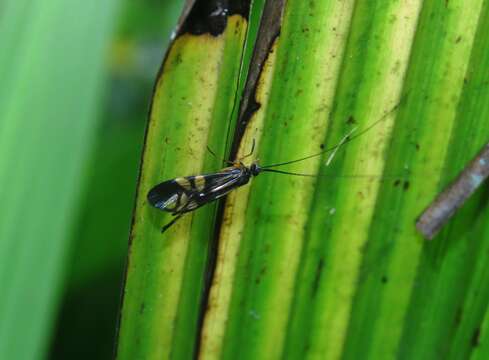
[[147, 147, 326, 232], [148, 157, 261, 233], [148, 102, 402, 232]]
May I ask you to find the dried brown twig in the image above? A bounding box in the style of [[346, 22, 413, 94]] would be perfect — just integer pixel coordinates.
[[416, 142, 489, 240]]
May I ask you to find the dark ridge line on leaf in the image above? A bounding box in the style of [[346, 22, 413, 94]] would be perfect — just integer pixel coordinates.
[[472, 326, 481, 347], [229, 0, 286, 159], [193, 198, 228, 359], [193, 1, 286, 357], [179, 0, 251, 37], [311, 258, 325, 297]]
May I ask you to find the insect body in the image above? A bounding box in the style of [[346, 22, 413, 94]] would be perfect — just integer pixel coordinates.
[[147, 162, 261, 232]]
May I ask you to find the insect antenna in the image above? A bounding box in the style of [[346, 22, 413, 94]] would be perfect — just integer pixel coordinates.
[[260, 168, 317, 177], [261, 101, 401, 169], [260, 168, 402, 181]]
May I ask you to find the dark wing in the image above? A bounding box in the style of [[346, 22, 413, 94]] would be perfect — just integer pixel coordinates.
[[147, 167, 246, 215], [147, 179, 183, 212]]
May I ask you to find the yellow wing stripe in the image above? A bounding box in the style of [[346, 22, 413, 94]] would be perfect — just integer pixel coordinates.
[[175, 177, 192, 191], [194, 175, 206, 191]]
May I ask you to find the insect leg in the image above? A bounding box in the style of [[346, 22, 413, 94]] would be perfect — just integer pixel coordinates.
[[161, 214, 183, 233], [206, 145, 234, 165], [240, 138, 256, 160]]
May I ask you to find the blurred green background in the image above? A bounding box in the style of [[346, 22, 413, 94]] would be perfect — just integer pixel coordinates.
[[50, 2, 186, 359], [50, 2, 184, 358], [0, 1, 183, 359]]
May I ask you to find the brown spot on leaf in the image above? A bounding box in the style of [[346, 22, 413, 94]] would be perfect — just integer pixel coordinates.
[[347, 115, 356, 125]]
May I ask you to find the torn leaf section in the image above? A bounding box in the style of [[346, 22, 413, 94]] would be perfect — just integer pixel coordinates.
[[117, 15, 248, 360]]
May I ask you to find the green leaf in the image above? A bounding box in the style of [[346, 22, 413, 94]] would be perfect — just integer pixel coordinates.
[[116, 7, 250, 359], [119, 0, 489, 358]]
